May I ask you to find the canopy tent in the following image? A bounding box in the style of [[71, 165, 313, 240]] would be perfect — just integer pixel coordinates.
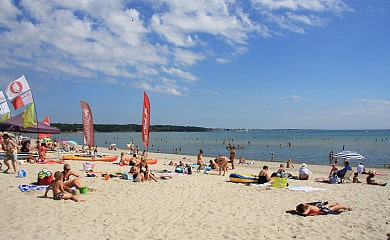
[[0, 113, 61, 134]]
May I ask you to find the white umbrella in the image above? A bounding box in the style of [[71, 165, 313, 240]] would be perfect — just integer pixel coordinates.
[[334, 151, 365, 160], [63, 140, 78, 146]]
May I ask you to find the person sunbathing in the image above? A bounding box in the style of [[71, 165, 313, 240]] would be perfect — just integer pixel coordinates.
[[286, 158, 294, 168], [208, 160, 218, 170], [366, 173, 387, 186], [295, 202, 350, 215], [139, 157, 158, 182], [352, 172, 361, 183], [329, 164, 338, 176], [298, 163, 313, 180], [258, 165, 273, 184], [62, 164, 82, 193]]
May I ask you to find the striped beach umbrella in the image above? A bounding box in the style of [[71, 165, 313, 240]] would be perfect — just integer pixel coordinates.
[[334, 151, 365, 160]]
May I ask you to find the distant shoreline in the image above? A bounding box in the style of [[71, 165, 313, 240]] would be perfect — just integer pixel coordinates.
[[50, 123, 390, 133]]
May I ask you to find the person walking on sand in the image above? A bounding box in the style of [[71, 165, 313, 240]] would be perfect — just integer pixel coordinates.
[[197, 149, 203, 173], [1, 134, 18, 174], [44, 171, 85, 202]]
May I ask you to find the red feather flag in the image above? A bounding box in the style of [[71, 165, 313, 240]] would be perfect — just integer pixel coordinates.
[[80, 101, 95, 148], [142, 92, 150, 149], [38, 117, 52, 139]]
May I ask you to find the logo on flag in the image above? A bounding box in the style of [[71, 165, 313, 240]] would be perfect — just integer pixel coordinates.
[[0, 91, 6, 102], [11, 90, 34, 110], [4, 75, 31, 100]]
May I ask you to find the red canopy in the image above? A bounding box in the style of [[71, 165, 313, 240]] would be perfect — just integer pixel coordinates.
[[0, 113, 61, 134]]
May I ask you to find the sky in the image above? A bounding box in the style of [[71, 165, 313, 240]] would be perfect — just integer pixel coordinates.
[[0, 0, 389, 130]]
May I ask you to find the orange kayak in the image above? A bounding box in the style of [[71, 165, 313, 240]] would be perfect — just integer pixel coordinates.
[[62, 155, 118, 162], [124, 157, 158, 165]]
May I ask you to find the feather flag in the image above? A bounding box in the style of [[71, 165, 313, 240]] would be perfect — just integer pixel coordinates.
[[0, 112, 10, 122], [80, 101, 95, 148], [142, 92, 150, 149], [22, 102, 36, 128], [11, 90, 33, 110], [38, 117, 53, 139], [4, 75, 31, 100]]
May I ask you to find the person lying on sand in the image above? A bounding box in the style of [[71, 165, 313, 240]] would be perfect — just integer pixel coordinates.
[[295, 201, 350, 215]]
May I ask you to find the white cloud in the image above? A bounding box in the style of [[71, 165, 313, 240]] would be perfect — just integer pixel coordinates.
[[0, 0, 351, 95], [251, 0, 351, 13], [279, 95, 302, 101], [161, 67, 198, 82]]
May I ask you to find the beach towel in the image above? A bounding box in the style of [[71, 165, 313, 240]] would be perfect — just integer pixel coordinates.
[[288, 186, 327, 192], [36, 159, 65, 164], [18, 184, 48, 192], [286, 210, 340, 217]]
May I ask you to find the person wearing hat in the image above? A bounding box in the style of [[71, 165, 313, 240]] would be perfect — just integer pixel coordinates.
[[298, 163, 313, 180], [357, 162, 367, 174]]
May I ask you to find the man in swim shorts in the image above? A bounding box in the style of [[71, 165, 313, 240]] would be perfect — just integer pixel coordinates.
[[1, 134, 18, 174], [295, 202, 350, 215]]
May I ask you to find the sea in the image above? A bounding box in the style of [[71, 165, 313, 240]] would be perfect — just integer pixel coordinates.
[[50, 129, 390, 168]]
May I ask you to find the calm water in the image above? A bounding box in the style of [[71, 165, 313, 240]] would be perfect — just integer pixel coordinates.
[[54, 130, 389, 167]]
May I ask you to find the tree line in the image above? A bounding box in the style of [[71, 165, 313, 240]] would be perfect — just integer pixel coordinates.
[[51, 123, 212, 132]]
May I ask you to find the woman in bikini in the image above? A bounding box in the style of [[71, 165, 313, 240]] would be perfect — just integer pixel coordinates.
[[139, 157, 158, 182], [62, 164, 82, 193]]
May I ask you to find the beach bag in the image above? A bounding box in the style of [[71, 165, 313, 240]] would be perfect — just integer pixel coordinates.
[[37, 169, 54, 185], [329, 174, 338, 184], [272, 177, 288, 188], [175, 166, 184, 173], [186, 166, 192, 175]]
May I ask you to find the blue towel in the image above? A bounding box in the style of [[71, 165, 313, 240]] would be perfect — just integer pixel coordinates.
[[18, 184, 49, 192]]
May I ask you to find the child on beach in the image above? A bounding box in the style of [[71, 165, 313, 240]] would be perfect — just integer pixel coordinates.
[[352, 172, 361, 183], [44, 171, 85, 202], [366, 173, 387, 186], [196, 149, 203, 173]]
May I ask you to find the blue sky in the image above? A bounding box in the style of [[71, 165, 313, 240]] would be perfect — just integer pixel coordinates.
[[0, 0, 389, 129]]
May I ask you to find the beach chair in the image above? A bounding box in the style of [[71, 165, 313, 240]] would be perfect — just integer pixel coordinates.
[[341, 170, 353, 183]]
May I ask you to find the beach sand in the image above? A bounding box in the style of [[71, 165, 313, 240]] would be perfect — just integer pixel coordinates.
[[1, 147, 389, 240]]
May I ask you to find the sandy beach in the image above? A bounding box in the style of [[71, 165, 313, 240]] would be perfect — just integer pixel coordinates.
[[1, 147, 389, 240]]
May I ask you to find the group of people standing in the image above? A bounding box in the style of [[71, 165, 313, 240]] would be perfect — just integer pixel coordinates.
[[196, 146, 237, 176]]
